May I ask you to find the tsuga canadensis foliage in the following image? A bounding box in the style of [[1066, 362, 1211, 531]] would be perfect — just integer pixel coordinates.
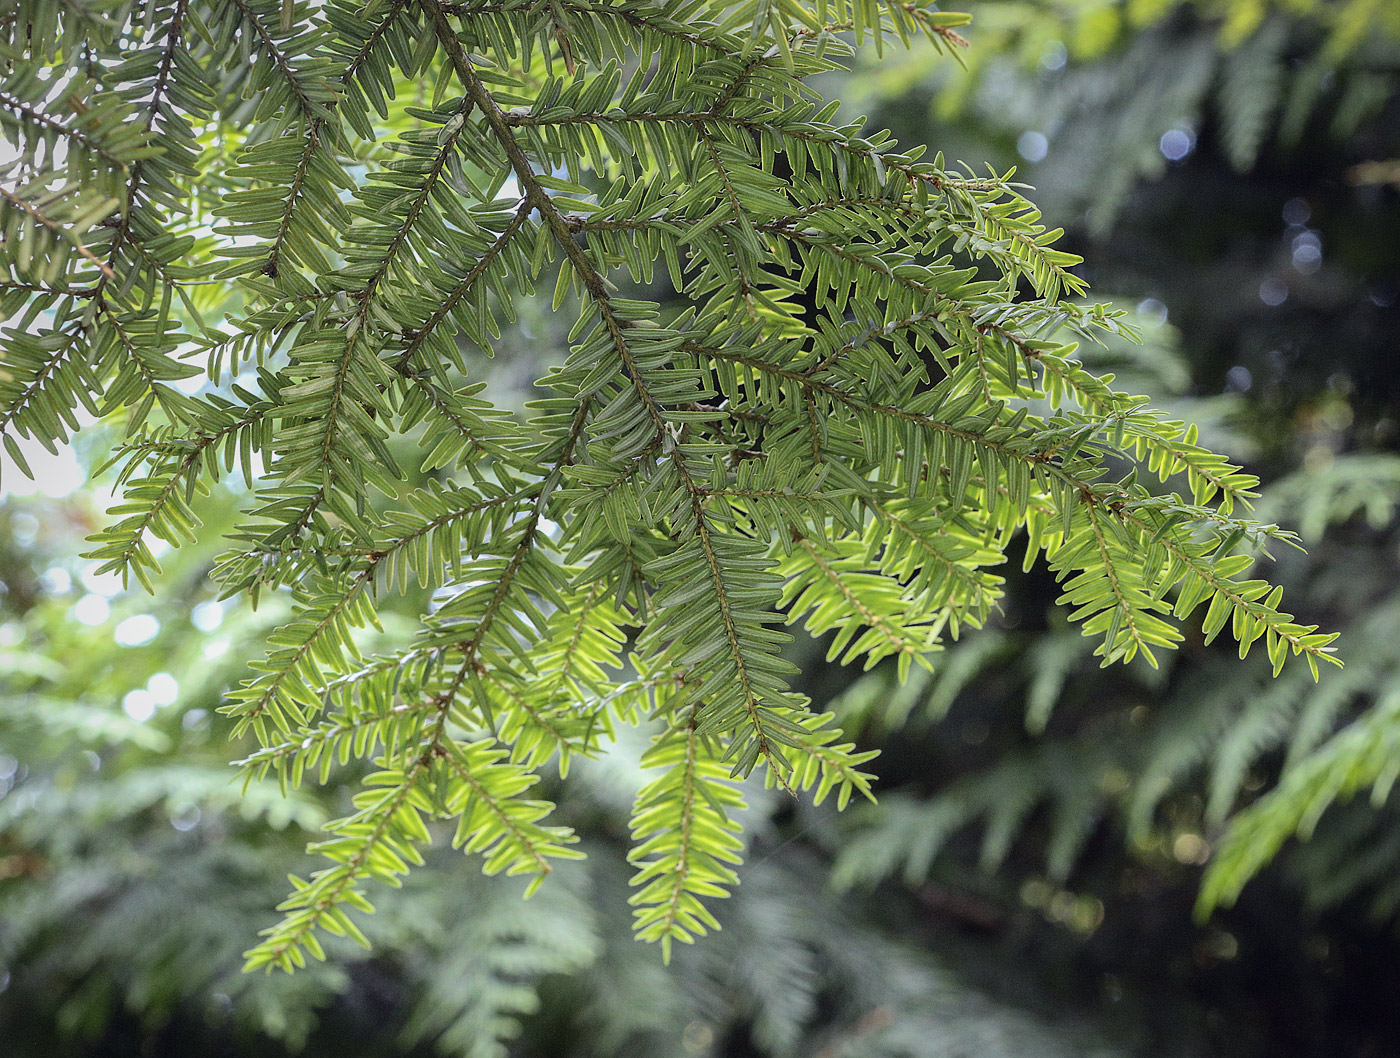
[[0, 0, 1339, 970]]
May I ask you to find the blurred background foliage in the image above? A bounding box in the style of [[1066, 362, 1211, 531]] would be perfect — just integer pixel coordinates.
[[3, 0, 1400, 1055]]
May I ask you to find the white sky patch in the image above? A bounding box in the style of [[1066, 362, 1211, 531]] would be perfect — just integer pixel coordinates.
[[122, 688, 157, 722], [190, 600, 224, 632], [40, 567, 73, 594], [0, 435, 86, 499], [81, 565, 127, 598], [173, 371, 208, 395], [73, 594, 111, 626], [147, 672, 180, 706], [114, 614, 161, 646]]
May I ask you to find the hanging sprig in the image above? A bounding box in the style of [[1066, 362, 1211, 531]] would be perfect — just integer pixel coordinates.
[[0, 0, 1337, 969]]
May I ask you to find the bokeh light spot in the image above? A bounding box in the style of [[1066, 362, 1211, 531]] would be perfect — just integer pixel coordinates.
[[114, 614, 160, 647]]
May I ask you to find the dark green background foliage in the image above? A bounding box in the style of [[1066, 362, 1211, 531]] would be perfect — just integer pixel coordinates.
[[2, 0, 1400, 1056]]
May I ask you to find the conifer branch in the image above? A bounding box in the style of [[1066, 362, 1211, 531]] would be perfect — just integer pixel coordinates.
[[262, 0, 413, 281], [226, 0, 322, 121], [0, 187, 114, 278], [428, 0, 796, 785], [0, 90, 132, 169], [394, 199, 532, 368], [4, 0, 1339, 968]]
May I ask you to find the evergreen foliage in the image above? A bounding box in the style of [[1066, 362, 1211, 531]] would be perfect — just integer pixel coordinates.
[[805, 0, 1400, 947], [1, 0, 1340, 972], [0, 529, 1145, 1057], [827, 325, 1400, 932]]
